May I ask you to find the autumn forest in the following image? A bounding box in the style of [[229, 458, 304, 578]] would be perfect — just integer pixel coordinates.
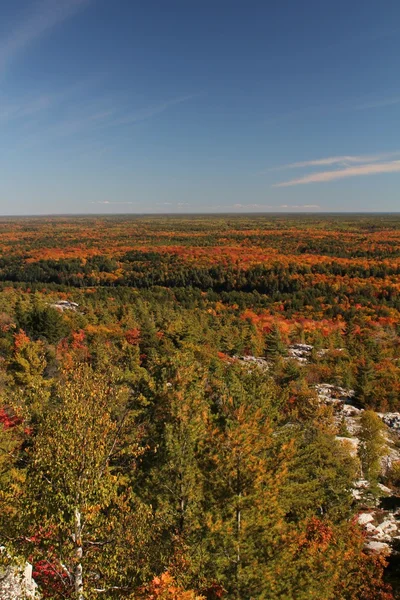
[[1, 214, 400, 599]]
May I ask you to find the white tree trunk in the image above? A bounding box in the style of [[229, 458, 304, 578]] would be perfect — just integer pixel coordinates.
[[74, 507, 84, 600]]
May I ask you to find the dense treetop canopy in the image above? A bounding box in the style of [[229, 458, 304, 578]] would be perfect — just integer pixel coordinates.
[[0, 215, 399, 598]]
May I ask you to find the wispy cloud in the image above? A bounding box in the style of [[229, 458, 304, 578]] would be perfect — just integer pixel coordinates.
[[271, 151, 400, 171], [279, 204, 320, 209], [0, 94, 53, 122], [355, 96, 400, 110], [265, 91, 400, 128], [273, 160, 400, 187], [218, 203, 320, 210], [3, 90, 196, 153], [232, 204, 275, 209], [91, 201, 135, 205], [49, 109, 115, 136], [0, 75, 107, 132], [0, 0, 91, 73], [107, 94, 198, 127]]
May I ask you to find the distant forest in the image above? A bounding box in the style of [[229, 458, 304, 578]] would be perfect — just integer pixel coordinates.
[[1, 215, 400, 599]]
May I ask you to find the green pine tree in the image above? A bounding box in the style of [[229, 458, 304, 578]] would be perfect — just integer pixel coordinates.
[[264, 325, 286, 361]]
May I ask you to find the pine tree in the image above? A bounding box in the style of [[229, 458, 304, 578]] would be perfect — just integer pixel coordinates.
[[280, 359, 301, 386], [355, 358, 376, 407], [21, 303, 70, 344], [264, 325, 286, 361], [204, 367, 291, 598], [358, 410, 386, 484], [283, 427, 357, 522], [8, 330, 52, 417], [142, 350, 211, 590]]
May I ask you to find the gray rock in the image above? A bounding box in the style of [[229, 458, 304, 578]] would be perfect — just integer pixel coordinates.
[[336, 436, 359, 457], [0, 563, 37, 599], [357, 513, 374, 526], [365, 541, 391, 553]]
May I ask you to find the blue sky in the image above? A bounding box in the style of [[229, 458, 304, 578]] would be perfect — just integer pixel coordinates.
[[1, 0, 400, 214]]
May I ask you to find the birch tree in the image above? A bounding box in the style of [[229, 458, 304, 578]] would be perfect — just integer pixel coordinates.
[[24, 365, 154, 599]]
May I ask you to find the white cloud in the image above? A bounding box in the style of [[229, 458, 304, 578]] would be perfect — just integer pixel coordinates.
[[273, 160, 400, 187], [271, 151, 400, 171], [91, 201, 134, 205], [222, 203, 320, 210], [279, 204, 320, 209], [0, 0, 91, 73], [107, 94, 198, 127], [0, 94, 53, 122], [232, 203, 274, 209], [355, 96, 400, 110], [264, 90, 400, 129]]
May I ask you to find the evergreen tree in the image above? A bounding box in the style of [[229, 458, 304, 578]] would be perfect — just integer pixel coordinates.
[[358, 410, 386, 484], [280, 359, 301, 386], [283, 427, 357, 522], [264, 325, 286, 361], [355, 358, 376, 407], [21, 304, 70, 344], [142, 351, 211, 590], [8, 330, 52, 417], [204, 368, 290, 598]]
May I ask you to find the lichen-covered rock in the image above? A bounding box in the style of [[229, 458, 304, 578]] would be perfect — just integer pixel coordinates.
[[365, 540, 391, 553], [357, 512, 374, 526], [233, 355, 270, 370], [378, 483, 392, 495], [378, 413, 400, 432], [287, 344, 313, 363], [336, 436, 359, 457], [0, 563, 37, 599], [315, 383, 355, 404]]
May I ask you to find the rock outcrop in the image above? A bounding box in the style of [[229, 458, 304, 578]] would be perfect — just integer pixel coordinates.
[[0, 562, 37, 599]]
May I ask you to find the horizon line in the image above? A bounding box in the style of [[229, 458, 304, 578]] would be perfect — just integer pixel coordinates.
[[0, 211, 400, 218]]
